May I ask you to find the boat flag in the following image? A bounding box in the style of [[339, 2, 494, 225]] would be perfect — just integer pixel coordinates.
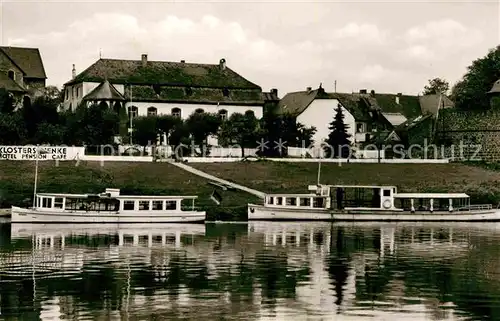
[[210, 189, 222, 205]]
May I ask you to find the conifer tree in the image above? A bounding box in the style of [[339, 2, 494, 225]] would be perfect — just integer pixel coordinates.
[[324, 104, 352, 158]]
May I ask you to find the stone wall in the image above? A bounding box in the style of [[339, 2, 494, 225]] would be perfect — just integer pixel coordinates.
[[436, 109, 500, 161]]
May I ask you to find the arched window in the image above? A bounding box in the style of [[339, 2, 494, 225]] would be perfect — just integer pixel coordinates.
[[171, 107, 181, 118], [98, 101, 109, 109], [195, 108, 204, 114], [7, 70, 14, 80], [218, 109, 228, 120], [147, 106, 157, 116], [113, 102, 122, 114], [245, 110, 255, 117], [128, 106, 138, 118]]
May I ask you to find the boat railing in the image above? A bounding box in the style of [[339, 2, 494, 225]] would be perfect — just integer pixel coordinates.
[[455, 204, 493, 211]]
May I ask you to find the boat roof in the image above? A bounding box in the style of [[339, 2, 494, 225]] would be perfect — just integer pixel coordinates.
[[36, 193, 198, 200], [309, 184, 397, 189], [394, 193, 469, 199], [266, 193, 327, 198]]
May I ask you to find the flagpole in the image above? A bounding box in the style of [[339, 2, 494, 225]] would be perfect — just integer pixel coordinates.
[[33, 144, 39, 209], [317, 147, 322, 185]]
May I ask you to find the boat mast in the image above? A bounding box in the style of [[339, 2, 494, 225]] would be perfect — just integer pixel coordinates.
[[32, 145, 39, 209]]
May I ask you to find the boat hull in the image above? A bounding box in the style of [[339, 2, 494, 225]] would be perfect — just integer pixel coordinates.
[[10, 206, 206, 223], [247, 204, 500, 222]]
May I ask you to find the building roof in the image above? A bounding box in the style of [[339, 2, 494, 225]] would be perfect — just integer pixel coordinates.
[[277, 88, 382, 122], [373, 93, 422, 119], [0, 73, 26, 92], [0, 46, 47, 79], [124, 84, 263, 105], [381, 112, 407, 126], [418, 94, 454, 116], [83, 79, 125, 101], [65, 57, 261, 90], [277, 89, 319, 115]]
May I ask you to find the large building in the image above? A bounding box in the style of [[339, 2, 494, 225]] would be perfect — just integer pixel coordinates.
[[62, 54, 274, 121], [0, 46, 47, 106]]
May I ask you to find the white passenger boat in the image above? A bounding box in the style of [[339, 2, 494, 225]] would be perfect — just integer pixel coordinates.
[[11, 188, 206, 223], [247, 184, 500, 222]]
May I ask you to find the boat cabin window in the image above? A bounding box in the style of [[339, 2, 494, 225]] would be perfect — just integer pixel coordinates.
[[152, 200, 163, 210], [54, 197, 64, 209], [313, 197, 325, 208], [139, 201, 150, 210], [276, 197, 283, 205], [42, 197, 52, 208], [123, 201, 135, 210], [383, 189, 391, 197], [300, 198, 311, 207], [267, 197, 274, 205], [286, 197, 297, 206], [165, 201, 177, 210]]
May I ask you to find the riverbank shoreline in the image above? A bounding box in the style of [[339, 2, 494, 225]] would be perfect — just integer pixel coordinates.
[[0, 160, 499, 221]]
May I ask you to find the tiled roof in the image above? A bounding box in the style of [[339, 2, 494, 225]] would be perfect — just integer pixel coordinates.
[[125, 84, 263, 105], [83, 80, 125, 101], [0, 46, 47, 79], [0, 73, 26, 92], [373, 93, 422, 119], [418, 94, 454, 116], [262, 91, 279, 101], [277, 89, 318, 115], [65, 58, 261, 90]]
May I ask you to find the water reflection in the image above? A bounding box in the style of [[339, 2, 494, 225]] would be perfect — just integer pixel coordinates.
[[2, 222, 500, 320]]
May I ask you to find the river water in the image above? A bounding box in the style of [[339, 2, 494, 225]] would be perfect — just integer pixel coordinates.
[[0, 221, 499, 320]]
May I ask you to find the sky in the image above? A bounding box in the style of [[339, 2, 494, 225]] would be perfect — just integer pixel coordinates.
[[1, 0, 499, 97]]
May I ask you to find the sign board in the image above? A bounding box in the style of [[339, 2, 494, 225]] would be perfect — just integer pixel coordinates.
[[0, 146, 83, 160]]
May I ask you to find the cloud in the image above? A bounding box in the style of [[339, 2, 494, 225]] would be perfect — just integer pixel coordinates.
[[332, 22, 388, 44], [405, 19, 484, 49], [5, 12, 491, 96]]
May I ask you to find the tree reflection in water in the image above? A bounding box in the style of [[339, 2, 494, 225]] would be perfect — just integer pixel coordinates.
[[4, 223, 500, 320]]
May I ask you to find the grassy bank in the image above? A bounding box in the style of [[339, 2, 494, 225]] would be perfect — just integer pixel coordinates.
[[0, 161, 259, 221], [190, 161, 500, 205]]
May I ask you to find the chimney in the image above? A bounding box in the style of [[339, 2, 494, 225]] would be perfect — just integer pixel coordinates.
[[270, 88, 278, 97], [219, 58, 226, 70], [306, 87, 312, 92], [141, 54, 148, 67], [180, 60, 185, 63], [359, 89, 367, 94], [72, 64, 76, 79], [370, 89, 375, 96]]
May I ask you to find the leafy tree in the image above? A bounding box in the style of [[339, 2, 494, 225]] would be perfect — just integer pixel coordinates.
[[0, 89, 15, 114], [71, 103, 119, 146], [423, 78, 449, 95], [185, 112, 222, 152], [21, 94, 60, 140], [219, 111, 261, 157], [34, 122, 66, 145], [451, 45, 500, 110], [324, 104, 352, 158], [133, 116, 158, 147], [0, 112, 26, 144]]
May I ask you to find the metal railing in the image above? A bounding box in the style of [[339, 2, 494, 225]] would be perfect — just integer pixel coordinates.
[[455, 204, 493, 211]]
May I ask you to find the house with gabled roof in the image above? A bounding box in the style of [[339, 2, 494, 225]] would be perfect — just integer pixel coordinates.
[[278, 85, 454, 151], [0, 46, 47, 106], [62, 54, 274, 124], [277, 85, 399, 148]]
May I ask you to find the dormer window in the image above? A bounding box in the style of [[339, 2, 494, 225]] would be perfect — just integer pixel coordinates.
[[7, 70, 14, 80], [185, 87, 193, 96], [222, 88, 229, 97]]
